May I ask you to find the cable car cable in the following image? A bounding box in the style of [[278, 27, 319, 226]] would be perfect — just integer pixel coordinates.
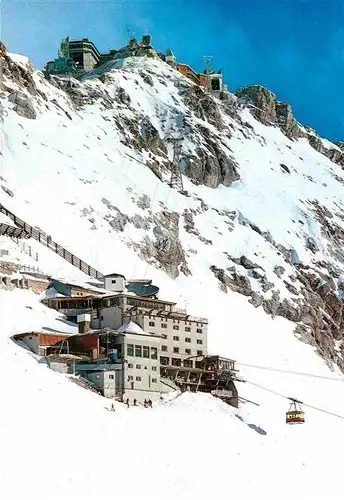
[[236, 362, 344, 383], [243, 379, 344, 421]]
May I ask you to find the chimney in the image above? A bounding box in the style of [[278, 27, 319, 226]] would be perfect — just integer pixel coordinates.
[[77, 313, 91, 334]]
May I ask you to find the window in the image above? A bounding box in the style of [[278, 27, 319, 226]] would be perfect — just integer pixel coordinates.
[[152, 378, 157, 383], [197, 339, 203, 345], [162, 345, 168, 352], [184, 359, 193, 368], [151, 347, 158, 359], [197, 329, 203, 334], [197, 350, 203, 356], [128, 375, 133, 381], [136, 364, 141, 369], [161, 334, 167, 339], [149, 321, 155, 327], [111, 279, 117, 284], [172, 358, 181, 367], [127, 344, 134, 356], [143, 346, 150, 358], [173, 347, 179, 354], [135, 345, 142, 357], [160, 356, 169, 366], [152, 366, 157, 371], [108, 374, 114, 379], [136, 376, 141, 382], [185, 348, 191, 355], [128, 363, 133, 368], [185, 327, 191, 332], [173, 325, 179, 330], [173, 336, 179, 341], [185, 337, 191, 343], [161, 324, 167, 329]]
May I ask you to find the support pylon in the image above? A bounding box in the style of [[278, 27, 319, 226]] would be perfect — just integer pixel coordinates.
[[168, 137, 183, 191]]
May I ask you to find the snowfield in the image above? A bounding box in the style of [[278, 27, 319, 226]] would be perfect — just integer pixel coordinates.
[[1, 52, 344, 499]]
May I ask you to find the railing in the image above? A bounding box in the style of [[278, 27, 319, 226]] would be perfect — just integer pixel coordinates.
[[0, 203, 104, 279]]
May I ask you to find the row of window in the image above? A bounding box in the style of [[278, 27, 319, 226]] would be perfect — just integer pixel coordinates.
[[128, 364, 157, 371], [148, 321, 203, 333], [127, 376, 157, 383], [147, 316, 205, 327], [160, 357, 203, 368], [161, 346, 203, 355], [127, 344, 158, 359], [171, 336, 203, 344]]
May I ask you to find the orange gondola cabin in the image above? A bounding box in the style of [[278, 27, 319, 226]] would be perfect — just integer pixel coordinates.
[[286, 398, 305, 424]]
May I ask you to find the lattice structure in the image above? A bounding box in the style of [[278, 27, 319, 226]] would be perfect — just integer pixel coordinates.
[[167, 137, 184, 191]]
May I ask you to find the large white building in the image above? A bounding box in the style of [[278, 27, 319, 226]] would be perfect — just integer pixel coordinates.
[[92, 294, 208, 369]]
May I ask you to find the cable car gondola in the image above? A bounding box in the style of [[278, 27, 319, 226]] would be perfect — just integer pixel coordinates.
[[286, 398, 305, 424]]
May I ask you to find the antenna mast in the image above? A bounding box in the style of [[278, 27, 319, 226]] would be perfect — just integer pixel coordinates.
[[203, 55, 213, 74]]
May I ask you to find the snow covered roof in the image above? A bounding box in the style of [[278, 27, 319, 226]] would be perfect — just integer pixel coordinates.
[[117, 321, 146, 336], [104, 272, 126, 279]]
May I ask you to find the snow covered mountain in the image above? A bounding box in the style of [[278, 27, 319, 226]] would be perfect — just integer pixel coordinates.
[[1, 41, 344, 499]]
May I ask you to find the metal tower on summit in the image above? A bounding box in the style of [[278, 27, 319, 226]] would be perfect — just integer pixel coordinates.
[[168, 137, 184, 192]]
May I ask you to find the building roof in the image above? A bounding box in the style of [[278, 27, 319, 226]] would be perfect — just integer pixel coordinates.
[[104, 273, 126, 279], [117, 321, 146, 336]]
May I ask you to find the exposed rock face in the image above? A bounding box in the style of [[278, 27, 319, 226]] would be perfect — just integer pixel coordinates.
[[184, 86, 224, 130], [141, 211, 190, 279], [235, 86, 344, 168], [8, 90, 36, 119], [306, 129, 325, 153], [235, 85, 277, 124], [275, 101, 301, 139], [0, 40, 6, 56], [136, 194, 151, 210], [211, 257, 344, 370], [140, 116, 166, 154], [210, 265, 253, 296], [102, 198, 129, 232], [184, 141, 239, 188], [0, 50, 38, 96]]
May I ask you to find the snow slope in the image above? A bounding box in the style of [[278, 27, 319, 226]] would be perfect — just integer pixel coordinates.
[[1, 289, 344, 500], [1, 52, 344, 499]]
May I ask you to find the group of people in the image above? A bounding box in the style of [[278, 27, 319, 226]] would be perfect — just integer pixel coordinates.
[[121, 398, 153, 408]]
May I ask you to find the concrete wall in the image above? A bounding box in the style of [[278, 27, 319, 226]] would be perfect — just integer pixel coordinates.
[[100, 306, 123, 330], [127, 314, 207, 366], [104, 276, 126, 293], [121, 332, 167, 403], [87, 369, 122, 398], [84, 52, 98, 72]]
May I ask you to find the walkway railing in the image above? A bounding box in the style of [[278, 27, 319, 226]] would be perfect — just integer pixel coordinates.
[[0, 204, 104, 279]]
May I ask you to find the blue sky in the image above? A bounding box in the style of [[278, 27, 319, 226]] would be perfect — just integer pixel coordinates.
[[2, 0, 343, 140]]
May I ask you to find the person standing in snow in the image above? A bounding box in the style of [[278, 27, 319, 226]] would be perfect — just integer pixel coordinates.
[[111, 403, 115, 412], [133, 398, 137, 406], [126, 398, 129, 408]]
